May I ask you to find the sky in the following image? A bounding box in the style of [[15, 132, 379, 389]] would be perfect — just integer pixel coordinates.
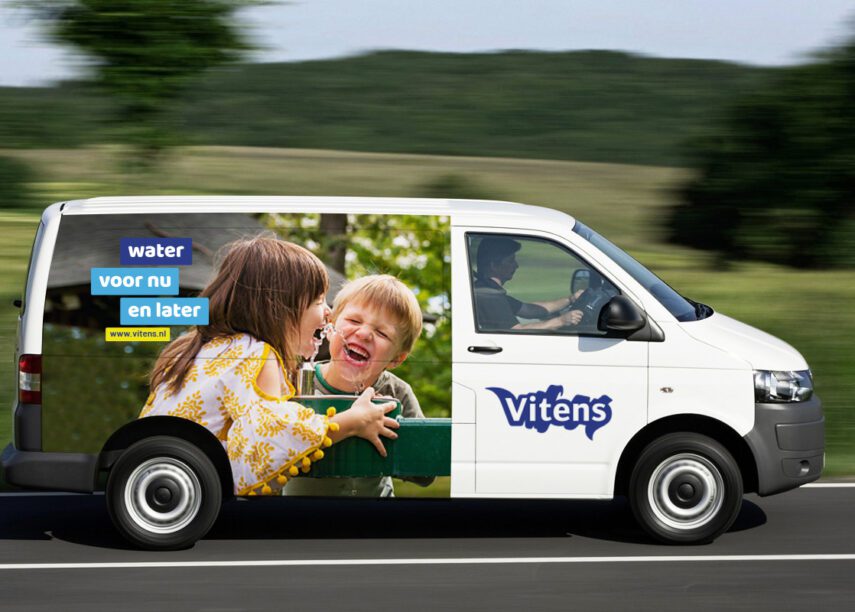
[[1, 0, 853, 86]]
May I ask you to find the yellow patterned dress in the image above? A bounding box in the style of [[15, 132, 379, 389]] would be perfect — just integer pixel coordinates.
[[140, 333, 333, 496]]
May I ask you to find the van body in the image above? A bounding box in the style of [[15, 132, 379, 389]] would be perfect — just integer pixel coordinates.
[[2, 197, 824, 548]]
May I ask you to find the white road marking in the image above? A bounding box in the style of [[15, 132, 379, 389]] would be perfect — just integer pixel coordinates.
[[803, 483, 855, 488], [1, 555, 855, 570]]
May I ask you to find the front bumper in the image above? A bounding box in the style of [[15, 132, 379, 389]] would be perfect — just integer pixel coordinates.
[[743, 395, 824, 496]]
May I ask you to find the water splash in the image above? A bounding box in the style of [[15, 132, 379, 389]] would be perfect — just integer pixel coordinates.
[[322, 322, 369, 393], [308, 322, 337, 366]]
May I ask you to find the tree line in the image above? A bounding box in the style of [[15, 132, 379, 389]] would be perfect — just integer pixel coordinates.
[[0, 50, 770, 167]]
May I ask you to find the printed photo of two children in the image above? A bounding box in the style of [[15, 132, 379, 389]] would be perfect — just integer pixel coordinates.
[[42, 211, 452, 498]]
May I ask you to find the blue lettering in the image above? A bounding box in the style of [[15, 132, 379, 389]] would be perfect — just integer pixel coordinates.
[[486, 385, 613, 440]]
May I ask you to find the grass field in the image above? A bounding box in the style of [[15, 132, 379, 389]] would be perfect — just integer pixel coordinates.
[[1, 146, 852, 479]]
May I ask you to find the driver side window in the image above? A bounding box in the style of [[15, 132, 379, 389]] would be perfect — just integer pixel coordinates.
[[467, 233, 619, 335]]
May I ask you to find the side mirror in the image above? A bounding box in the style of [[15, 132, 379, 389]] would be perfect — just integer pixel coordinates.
[[598, 295, 645, 333], [571, 269, 590, 295]]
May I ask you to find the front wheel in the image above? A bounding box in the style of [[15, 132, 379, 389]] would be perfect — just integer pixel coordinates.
[[629, 433, 743, 544], [106, 436, 222, 550]]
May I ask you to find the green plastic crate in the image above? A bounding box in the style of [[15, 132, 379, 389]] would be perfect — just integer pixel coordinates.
[[294, 395, 451, 478]]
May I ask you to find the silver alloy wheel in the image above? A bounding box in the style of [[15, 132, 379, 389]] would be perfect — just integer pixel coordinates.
[[124, 457, 202, 534], [647, 452, 724, 531]]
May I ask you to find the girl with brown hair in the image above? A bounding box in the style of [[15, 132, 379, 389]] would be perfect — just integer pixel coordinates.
[[141, 235, 399, 496]]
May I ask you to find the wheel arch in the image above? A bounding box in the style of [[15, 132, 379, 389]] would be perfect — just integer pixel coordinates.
[[100, 416, 233, 499], [614, 414, 758, 497]]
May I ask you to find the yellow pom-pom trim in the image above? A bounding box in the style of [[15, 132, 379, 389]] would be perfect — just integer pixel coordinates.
[[302, 457, 311, 469], [328, 422, 340, 432], [277, 475, 288, 486], [301, 464, 311, 473], [323, 436, 333, 447], [312, 450, 324, 461], [248, 490, 257, 496], [261, 484, 272, 495], [327, 407, 337, 417], [289, 465, 299, 477]]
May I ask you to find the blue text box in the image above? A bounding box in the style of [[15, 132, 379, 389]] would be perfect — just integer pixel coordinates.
[[120, 238, 193, 265], [120, 298, 209, 325], [91, 268, 180, 296]]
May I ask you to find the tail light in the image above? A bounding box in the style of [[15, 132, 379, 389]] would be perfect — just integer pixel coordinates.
[[18, 354, 41, 404]]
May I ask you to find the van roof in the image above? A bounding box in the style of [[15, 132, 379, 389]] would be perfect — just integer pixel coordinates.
[[60, 196, 576, 230]]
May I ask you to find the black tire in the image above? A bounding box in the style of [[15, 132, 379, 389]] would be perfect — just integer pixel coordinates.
[[106, 436, 223, 550], [629, 432, 743, 544]]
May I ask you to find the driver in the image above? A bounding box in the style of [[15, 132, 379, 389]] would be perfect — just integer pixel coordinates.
[[473, 237, 584, 331]]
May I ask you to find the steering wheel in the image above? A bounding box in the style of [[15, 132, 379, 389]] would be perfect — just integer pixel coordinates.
[[556, 285, 610, 330]]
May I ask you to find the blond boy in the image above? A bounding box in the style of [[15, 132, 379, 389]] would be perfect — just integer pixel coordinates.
[[285, 274, 433, 497]]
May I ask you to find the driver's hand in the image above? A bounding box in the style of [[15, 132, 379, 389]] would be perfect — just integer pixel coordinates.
[[569, 289, 585, 303], [560, 309, 583, 326]]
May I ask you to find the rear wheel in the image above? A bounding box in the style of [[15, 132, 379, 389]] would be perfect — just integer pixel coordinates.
[[106, 436, 222, 550], [629, 433, 743, 544]]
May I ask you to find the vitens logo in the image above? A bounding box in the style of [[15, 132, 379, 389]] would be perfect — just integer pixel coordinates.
[[486, 385, 612, 440]]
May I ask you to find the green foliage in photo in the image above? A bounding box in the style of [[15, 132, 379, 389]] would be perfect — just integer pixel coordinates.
[[41, 324, 162, 452], [267, 212, 452, 417]]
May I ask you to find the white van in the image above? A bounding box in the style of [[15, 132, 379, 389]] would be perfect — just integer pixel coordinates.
[[2, 197, 823, 548]]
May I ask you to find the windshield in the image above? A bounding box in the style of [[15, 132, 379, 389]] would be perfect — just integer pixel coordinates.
[[572, 221, 706, 322]]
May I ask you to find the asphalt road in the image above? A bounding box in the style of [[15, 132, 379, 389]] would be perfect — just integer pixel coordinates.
[[0, 485, 853, 611]]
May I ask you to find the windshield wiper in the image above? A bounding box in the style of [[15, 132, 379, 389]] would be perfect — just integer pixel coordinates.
[[685, 298, 713, 320], [693, 301, 713, 320]]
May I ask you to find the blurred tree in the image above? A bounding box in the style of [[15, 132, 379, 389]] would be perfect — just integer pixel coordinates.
[[20, 0, 263, 163], [415, 173, 505, 201], [0, 156, 35, 209], [667, 38, 855, 268]]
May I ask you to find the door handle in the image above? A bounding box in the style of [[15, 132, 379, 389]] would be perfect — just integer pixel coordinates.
[[468, 345, 503, 354]]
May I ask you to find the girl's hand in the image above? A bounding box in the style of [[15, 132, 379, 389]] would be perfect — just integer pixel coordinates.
[[328, 387, 399, 457]]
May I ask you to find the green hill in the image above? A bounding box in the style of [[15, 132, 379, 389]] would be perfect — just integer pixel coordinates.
[[1, 50, 774, 166]]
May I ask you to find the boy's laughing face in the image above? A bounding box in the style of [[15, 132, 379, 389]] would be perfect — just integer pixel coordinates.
[[328, 301, 408, 389]]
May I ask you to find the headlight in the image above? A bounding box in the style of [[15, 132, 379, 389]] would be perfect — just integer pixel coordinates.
[[754, 370, 813, 403]]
